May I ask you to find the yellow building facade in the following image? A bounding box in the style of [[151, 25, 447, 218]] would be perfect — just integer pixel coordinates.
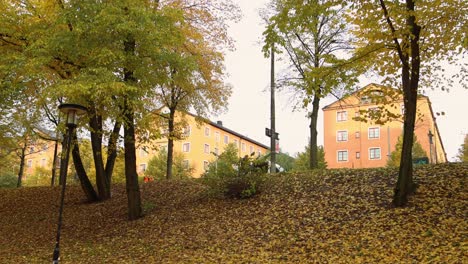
[[18, 113, 268, 179], [135, 113, 269, 177], [323, 83, 447, 169]]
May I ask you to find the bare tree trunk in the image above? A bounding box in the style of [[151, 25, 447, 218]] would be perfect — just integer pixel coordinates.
[[309, 95, 320, 169], [105, 120, 122, 185], [89, 108, 111, 200], [123, 34, 142, 221], [393, 0, 421, 207], [50, 138, 59, 187], [123, 96, 142, 220], [16, 145, 26, 188], [71, 131, 99, 202], [166, 109, 176, 179]]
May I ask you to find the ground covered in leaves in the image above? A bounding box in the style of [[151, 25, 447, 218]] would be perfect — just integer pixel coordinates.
[[0, 163, 466, 263]]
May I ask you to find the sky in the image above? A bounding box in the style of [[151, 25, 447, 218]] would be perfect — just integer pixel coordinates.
[[212, 0, 468, 161]]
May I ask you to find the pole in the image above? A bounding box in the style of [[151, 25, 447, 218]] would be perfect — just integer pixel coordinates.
[[270, 45, 276, 174], [52, 124, 74, 263]]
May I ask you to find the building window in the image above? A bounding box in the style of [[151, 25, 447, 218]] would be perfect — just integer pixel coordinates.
[[215, 132, 220, 142], [368, 107, 380, 114], [183, 126, 191, 137], [368, 127, 380, 139], [355, 131, 360, 138], [337, 111, 347, 122], [214, 147, 219, 155], [182, 143, 190, 152], [203, 160, 209, 171], [183, 160, 190, 169], [139, 163, 147, 172], [250, 146, 254, 154], [241, 142, 246, 152], [337, 131, 348, 142], [204, 127, 210, 136], [257, 148, 261, 156], [355, 111, 360, 118], [29, 147, 35, 154], [27, 159, 33, 168], [233, 139, 238, 146], [369, 148, 381, 160], [224, 135, 229, 144], [337, 150, 348, 162], [41, 158, 46, 167], [356, 152, 360, 159], [204, 144, 210, 154]]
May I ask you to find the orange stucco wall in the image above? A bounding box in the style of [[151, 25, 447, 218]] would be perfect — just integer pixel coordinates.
[[323, 84, 447, 169]]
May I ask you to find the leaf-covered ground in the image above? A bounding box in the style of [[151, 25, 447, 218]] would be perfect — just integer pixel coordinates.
[[0, 163, 466, 263]]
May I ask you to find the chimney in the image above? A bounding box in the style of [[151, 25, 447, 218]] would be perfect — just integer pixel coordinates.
[[216, 121, 223, 126]]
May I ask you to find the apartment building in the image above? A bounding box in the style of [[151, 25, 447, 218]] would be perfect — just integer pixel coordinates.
[[136, 112, 269, 177], [323, 83, 447, 169]]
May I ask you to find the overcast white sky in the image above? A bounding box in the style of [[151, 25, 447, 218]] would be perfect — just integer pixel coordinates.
[[212, 0, 468, 161]]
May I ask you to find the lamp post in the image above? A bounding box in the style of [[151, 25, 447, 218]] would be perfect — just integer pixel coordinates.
[[52, 104, 87, 264], [428, 130, 434, 164]]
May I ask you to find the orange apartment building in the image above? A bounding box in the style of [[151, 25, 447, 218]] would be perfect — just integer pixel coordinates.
[[136, 112, 269, 177], [323, 83, 447, 169]]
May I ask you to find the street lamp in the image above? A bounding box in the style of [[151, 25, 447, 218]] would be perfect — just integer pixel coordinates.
[[52, 103, 87, 264]]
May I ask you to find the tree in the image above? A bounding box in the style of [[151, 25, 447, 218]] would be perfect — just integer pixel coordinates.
[[263, 0, 360, 170], [348, 0, 467, 206], [203, 143, 239, 179], [456, 134, 468, 162], [154, 0, 238, 180], [145, 150, 193, 180], [293, 145, 327, 171], [387, 135, 427, 167]]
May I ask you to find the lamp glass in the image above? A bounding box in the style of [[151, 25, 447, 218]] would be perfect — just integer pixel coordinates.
[[58, 104, 87, 126]]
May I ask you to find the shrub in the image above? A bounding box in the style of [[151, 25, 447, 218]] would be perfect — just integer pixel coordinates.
[[0, 172, 17, 188], [203, 144, 268, 199]]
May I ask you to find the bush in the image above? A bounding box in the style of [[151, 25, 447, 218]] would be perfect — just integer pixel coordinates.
[[202, 144, 267, 199], [0, 172, 17, 188]]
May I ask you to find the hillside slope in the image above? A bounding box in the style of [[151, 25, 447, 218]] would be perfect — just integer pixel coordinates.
[[0, 163, 466, 263]]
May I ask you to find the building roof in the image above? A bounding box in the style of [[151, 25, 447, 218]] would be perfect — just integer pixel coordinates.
[[322, 83, 430, 111], [184, 112, 269, 150]]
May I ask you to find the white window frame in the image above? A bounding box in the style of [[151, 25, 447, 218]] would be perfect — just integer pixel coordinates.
[[233, 139, 238, 146], [203, 160, 209, 171], [250, 146, 254, 154], [337, 130, 348, 142], [355, 131, 360, 138], [337, 111, 347, 122], [369, 147, 381, 160], [139, 163, 147, 172], [224, 135, 229, 144], [356, 151, 361, 159], [27, 159, 33, 168], [215, 131, 220, 142], [41, 158, 46, 167], [182, 142, 190, 152], [204, 127, 210, 137], [183, 125, 191, 137], [183, 159, 190, 169], [214, 147, 219, 155], [337, 150, 348, 162], [368, 127, 380, 139], [241, 142, 246, 152], [204, 144, 210, 154]]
